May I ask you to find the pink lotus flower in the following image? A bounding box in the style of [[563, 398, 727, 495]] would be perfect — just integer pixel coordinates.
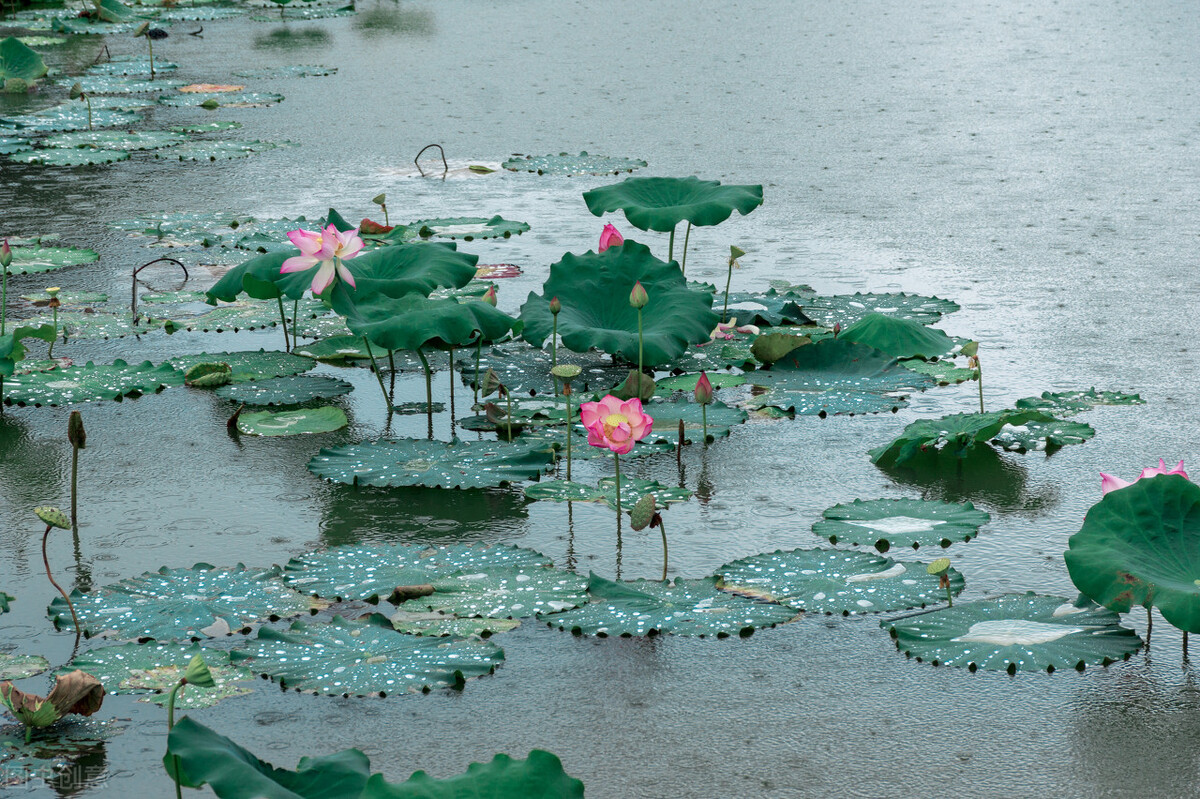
[[694, 371, 713, 405], [1100, 459, 1188, 494], [580, 394, 653, 455], [280, 224, 364, 295], [599, 223, 624, 252], [701, 317, 760, 345]]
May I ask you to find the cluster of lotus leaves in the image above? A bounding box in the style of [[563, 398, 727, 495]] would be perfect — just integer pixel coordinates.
[[64, 641, 252, 708], [332, 290, 515, 353], [869, 409, 1057, 466]]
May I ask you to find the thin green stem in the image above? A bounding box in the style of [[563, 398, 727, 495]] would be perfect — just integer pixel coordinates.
[[71, 444, 79, 530], [668, 226, 675, 264], [551, 315, 558, 395], [147, 37, 154, 79], [2, 265, 7, 335], [613, 452, 621, 522], [722, 262, 733, 322], [276, 296, 290, 352], [167, 680, 186, 799], [702, 403, 708, 446], [680, 222, 691, 275], [564, 390, 573, 481], [48, 306, 57, 358], [637, 307, 643, 385], [945, 582, 954, 608], [977, 360, 984, 414], [383, 205, 389, 227], [85, 95, 92, 131], [658, 518, 668, 581], [416, 348, 434, 439], [43, 526, 79, 634], [292, 297, 299, 338], [504, 390, 513, 442], [363, 337, 391, 410], [388, 350, 396, 401], [448, 348, 455, 435], [473, 338, 482, 406]]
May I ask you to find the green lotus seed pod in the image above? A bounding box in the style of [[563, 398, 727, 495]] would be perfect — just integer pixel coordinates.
[[927, 557, 951, 576], [629, 494, 656, 531], [67, 411, 86, 449], [35, 507, 70, 530], [550, 364, 581, 381]]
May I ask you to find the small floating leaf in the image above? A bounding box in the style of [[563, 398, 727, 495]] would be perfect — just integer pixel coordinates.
[[502, 152, 647, 176], [236, 407, 349, 436], [1014, 388, 1146, 416], [814, 498, 990, 551], [215, 375, 353, 406]]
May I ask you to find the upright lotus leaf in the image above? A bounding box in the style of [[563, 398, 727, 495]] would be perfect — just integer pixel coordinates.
[[502, 151, 646, 176], [883, 593, 1142, 673], [750, 332, 813, 366], [0, 654, 50, 680], [1015, 388, 1146, 416], [869, 409, 1057, 466], [230, 614, 503, 696], [751, 337, 933, 394], [337, 241, 479, 301], [1065, 474, 1200, 632], [0, 37, 49, 82], [168, 350, 315, 383], [0, 324, 56, 377], [798, 292, 960, 328], [215, 375, 354, 405], [397, 566, 589, 619], [205, 250, 318, 303], [237, 407, 349, 437], [542, 574, 796, 638], [991, 419, 1095, 453], [838, 313, 958, 359], [309, 438, 556, 489], [582, 176, 763, 232], [2, 360, 182, 406], [332, 292, 516, 352], [62, 641, 252, 708], [717, 548, 963, 615], [284, 543, 550, 602], [814, 498, 991, 552], [519, 241, 718, 365], [48, 563, 321, 641]]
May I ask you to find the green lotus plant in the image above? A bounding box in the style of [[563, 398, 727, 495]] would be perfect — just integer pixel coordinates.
[[722, 245, 744, 321], [35, 506, 80, 635], [0, 239, 9, 336], [962, 340, 982, 411], [550, 364, 582, 479], [927, 557, 954, 606], [166, 654, 216, 799], [694, 371, 713, 444], [68, 82, 92, 130], [548, 295, 561, 391], [372, 192, 388, 226], [481, 367, 515, 441], [68, 411, 85, 530], [0, 670, 105, 743], [133, 23, 156, 78], [44, 286, 61, 357], [629, 494, 669, 580], [0, 323, 56, 412]]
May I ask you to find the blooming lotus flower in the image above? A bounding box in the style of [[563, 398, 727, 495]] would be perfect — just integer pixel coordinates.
[[1100, 459, 1188, 495], [598, 223, 624, 252], [580, 394, 654, 455], [280, 224, 363, 295]]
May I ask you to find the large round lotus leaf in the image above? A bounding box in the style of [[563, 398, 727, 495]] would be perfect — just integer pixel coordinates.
[[883, 593, 1141, 673], [236, 407, 349, 437], [717, 548, 963, 615], [1, 359, 181, 406], [398, 567, 589, 619], [167, 350, 315, 383], [47, 563, 320, 641], [900, 357, 978, 386], [62, 641, 252, 708], [5, 243, 98, 275], [56, 310, 167, 339], [158, 90, 284, 108], [1015, 388, 1146, 416], [751, 338, 933, 396], [215, 375, 353, 406], [839, 313, 958, 359], [1065, 474, 1200, 632], [0, 104, 142, 131], [654, 372, 746, 392], [869, 409, 1056, 466], [542, 574, 795, 638], [333, 292, 516, 352], [163, 139, 282, 161], [169, 121, 243, 134], [502, 152, 646, 176], [747, 387, 907, 418], [8, 147, 130, 166], [390, 611, 520, 638], [814, 498, 991, 552], [517, 426, 675, 461], [721, 290, 813, 327], [0, 37, 48, 81], [991, 419, 1095, 453], [284, 543, 550, 602], [111, 211, 250, 246], [409, 215, 529, 241], [87, 55, 177, 75], [232, 65, 337, 79], [582, 176, 763, 232], [232, 215, 327, 252], [798, 292, 960, 328], [519, 241, 719, 366], [147, 298, 324, 333], [457, 343, 628, 397], [291, 314, 353, 339], [72, 75, 184, 94], [640, 397, 747, 441], [308, 438, 556, 489], [523, 476, 692, 510], [0, 654, 50, 680], [667, 337, 758, 373], [230, 614, 503, 696], [292, 335, 391, 362], [205, 250, 316, 302]]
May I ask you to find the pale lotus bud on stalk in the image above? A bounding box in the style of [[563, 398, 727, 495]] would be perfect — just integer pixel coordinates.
[[630, 282, 649, 382], [481, 285, 497, 306], [549, 296, 562, 387], [695, 371, 713, 445]]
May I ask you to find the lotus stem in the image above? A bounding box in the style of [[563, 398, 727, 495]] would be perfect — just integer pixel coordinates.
[[504, 388, 513, 442], [43, 525, 80, 635], [1185, 631, 1189, 662], [668, 226, 675, 264], [85, 94, 92, 131], [701, 403, 708, 446], [292, 297, 299, 338], [71, 443, 79, 531], [362, 336, 391, 411], [473, 338, 482, 407], [680, 222, 691, 275], [976, 358, 984, 414], [1146, 609, 1153, 651], [167, 679, 186, 799], [416, 348, 434, 439], [276, 296, 290, 352], [448, 347, 455, 424], [564, 387, 573, 481], [658, 518, 668, 581], [722, 261, 733, 323], [613, 452, 622, 522], [147, 36, 154, 79], [551, 314, 558, 394], [387, 350, 396, 400], [48, 305, 57, 358], [1, 264, 7, 335]]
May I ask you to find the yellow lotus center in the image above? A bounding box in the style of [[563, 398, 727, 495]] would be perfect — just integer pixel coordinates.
[[604, 412, 629, 428]]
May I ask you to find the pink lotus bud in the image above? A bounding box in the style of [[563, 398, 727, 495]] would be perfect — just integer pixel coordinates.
[[833, 322, 841, 337], [481, 285, 497, 306], [549, 296, 561, 315], [629, 281, 649, 309], [599, 223, 624, 252], [0, 239, 10, 268], [694, 371, 713, 405]]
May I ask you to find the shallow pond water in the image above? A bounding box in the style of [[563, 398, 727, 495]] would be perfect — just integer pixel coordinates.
[[2, 0, 1200, 796]]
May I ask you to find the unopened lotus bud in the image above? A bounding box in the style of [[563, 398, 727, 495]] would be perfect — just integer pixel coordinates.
[[599, 223, 623, 252], [629, 281, 649, 309], [549, 296, 561, 315], [67, 411, 85, 449], [832, 322, 841, 337], [694, 371, 713, 405], [481, 285, 497, 306], [0, 239, 10, 268]]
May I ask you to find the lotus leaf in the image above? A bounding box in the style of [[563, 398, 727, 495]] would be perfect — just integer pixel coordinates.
[[869, 409, 1056, 466], [529, 476, 691, 509], [87, 55, 176, 75], [0, 591, 11, 613], [112, 211, 250, 246], [397, 566, 589, 619], [0, 135, 33, 156], [502, 151, 646, 176], [409, 215, 529, 241], [1, 359, 180, 406], [750, 332, 812, 365], [62, 641, 251, 708], [170, 121, 243, 134], [747, 387, 906, 417], [215, 375, 353, 405], [284, 543, 549, 602], [184, 362, 232, 388], [666, 338, 758, 373], [582, 176, 763, 232], [0, 38, 48, 82], [8, 147, 131, 166], [230, 614, 503, 696], [293, 335, 392, 362], [883, 593, 1141, 673], [1015, 388, 1146, 416], [308, 438, 556, 489], [291, 314, 353, 339], [839, 313, 959, 359], [56, 310, 168, 339], [20, 289, 108, 305], [156, 6, 247, 20], [654, 372, 746, 392], [47, 563, 320, 641], [147, 298, 325, 333], [168, 350, 315, 383], [718, 548, 963, 615], [475, 263, 522, 279], [814, 498, 991, 551], [457, 343, 628, 397], [519, 241, 718, 366], [638, 396, 748, 441], [517, 427, 675, 461], [0, 716, 127, 789], [798, 292, 960, 328], [390, 612, 520, 638], [164, 139, 283, 161], [900, 357, 978, 385], [0, 654, 50, 680], [333, 292, 516, 353], [0, 104, 142, 131], [750, 337, 933, 396], [4, 243, 98, 275], [158, 91, 284, 108], [232, 65, 337, 79], [236, 407, 348, 436], [70, 75, 184, 94], [992, 419, 1095, 453], [543, 573, 795, 638], [721, 290, 813, 327], [0, 324, 56, 377]]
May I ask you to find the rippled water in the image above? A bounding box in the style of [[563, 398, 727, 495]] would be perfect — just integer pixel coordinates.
[[2, 1, 1200, 796]]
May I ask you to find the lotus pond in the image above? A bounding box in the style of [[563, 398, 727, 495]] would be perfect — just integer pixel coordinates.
[[3, 1, 1200, 797]]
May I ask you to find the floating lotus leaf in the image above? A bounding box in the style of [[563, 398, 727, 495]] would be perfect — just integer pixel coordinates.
[[232, 215, 326, 252], [308, 438, 556, 489], [276, 4, 356, 20], [666, 338, 758, 372], [992, 419, 1095, 453], [1, 359, 180, 406], [543, 574, 795, 638], [111, 211, 251, 246], [519, 241, 719, 366], [146, 298, 325, 333], [292, 335, 391, 361], [52, 16, 141, 34], [474, 263, 522, 279], [524, 476, 692, 510], [169, 120, 243, 134], [230, 614, 503, 696], [883, 593, 1141, 673], [4, 243, 98, 275], [56, 310, 167, 339], [839, 313, 958, 359], [457, 343, 628, 397], [62, 641, 251, 708], [1065, 474, 1200, 632], [797, 292, 961, 328], [166, 717, 582, 799], [516, 426, 675, 461], [236, 407, 348, 436], [291, 314, 353, 339], [502, 151, 646, 176], [87, 55, 177, 75], [0, 104, 142, 131], [721, 290, 813, 327], [637, 396, 748, 441], [583, 176, 763, 232], [184, 362, 232, 388], [1014, 388, 1146, 416], [718, 548, 963, 615], [20, 289, 107, 305], [232, 65, 337, 79], [215, 375, 353, 405], [900, 357, 978, 386], [72, 75, 184, 94], [814, 498, 991, 552], [0, 37, 48, 82], [0, 654, 49, 680], [409, 215, 529, 241], [157, 6, 247, 20], [750, 338, 933, 397], [397, 567, 589, 620], [284, 543, 549, 602], [163, 139, 282, 161], [0, 135, 33, 156], [333, 292, 516, 353], [158, 90, 284, 108], [869, 409, 1056, 466], [8, 147, 130, 166], [167, 350, 315, 383], [47, 563, 320, 641], [390, 612, 520, 638], [753, 387, 908, 417], [457, 398, 568, 433], [42, 128, 184, 151], [15, 36, 68, 48], [654, 371, 746, 392]]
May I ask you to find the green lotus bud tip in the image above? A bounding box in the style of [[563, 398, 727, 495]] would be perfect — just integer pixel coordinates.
[[629, 281, 649, 309], [550, 364, 581, 381], [200, 99, 220, 110], [549, 296, 561, 315], [927, 557, 951, 576], [134, 21, 149, 36], [68, 411, 86, 449], [35, 506, 70, 530], [184, 654, 216, 689], [629, 494, 656, 531]]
